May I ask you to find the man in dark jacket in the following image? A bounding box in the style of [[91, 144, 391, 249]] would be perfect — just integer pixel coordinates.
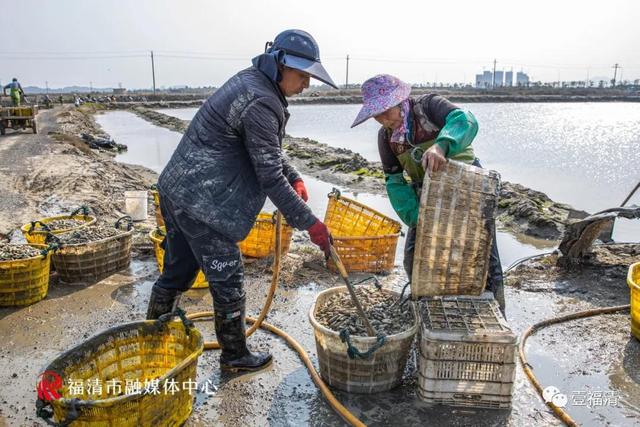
[[148, 29, 337, 372]]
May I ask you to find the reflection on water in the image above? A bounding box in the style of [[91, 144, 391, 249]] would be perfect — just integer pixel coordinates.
[[158, 103, 640, 242]]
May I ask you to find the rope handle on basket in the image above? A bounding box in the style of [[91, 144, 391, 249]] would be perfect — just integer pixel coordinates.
[[328, 187, 341, 199], [157, 307, 195, 336], [69, 205, 91, 218], [339, 329, 386, 359], [156, 227, 166, 237], [28, 220, 51, 234], [40, 241, 60, 257], [150, 183, 158, 190], [114, 215, 133, 231], [36, 397, 80, 427]]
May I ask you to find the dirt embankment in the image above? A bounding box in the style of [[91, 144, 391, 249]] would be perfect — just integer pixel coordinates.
[[131, 107, 577, 240], [0, 106, 157, 246]]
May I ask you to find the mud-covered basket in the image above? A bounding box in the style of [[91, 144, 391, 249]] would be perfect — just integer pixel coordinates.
[[324, 189, 402, 273], [628, 262, 640, 340], [36, 314, 204, 426], [239, 211, 294, 258], [149, 227, 208, 289], [151, 189, 165, 228], [412, 161, 500, 297], [51, 217, 134, 284], [0, 245, 54, 306], [309, 286, 417, 393], [21, 207, 97, 245]]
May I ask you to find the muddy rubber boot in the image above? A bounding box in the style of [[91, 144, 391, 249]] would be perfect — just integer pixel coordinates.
[[214, 298, 272, 372], [146, 285, 180, 320]]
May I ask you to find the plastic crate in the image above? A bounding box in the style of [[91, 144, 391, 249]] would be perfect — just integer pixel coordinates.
[[411, 161, 500, 297], [324, 189, 401, 273], [239, 211, 293, 258], [628, 262, 640, 340], [417, 295, 516, 409]]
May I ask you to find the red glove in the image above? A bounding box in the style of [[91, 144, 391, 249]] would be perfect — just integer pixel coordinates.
[[292, 179, 308, 202], [307, 219, 332, 258]]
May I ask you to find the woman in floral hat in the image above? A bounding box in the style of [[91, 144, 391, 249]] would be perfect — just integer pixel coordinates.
[[351, 74, 505, 312]]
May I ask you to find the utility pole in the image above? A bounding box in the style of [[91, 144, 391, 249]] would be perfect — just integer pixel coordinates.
[[492, 58, 497, 89], [45, 81, 49, 94], [612, 63, 620, 87], [151, 50, 157, 95], [345, 54, 349, 89], [89, 81, 93, 93]]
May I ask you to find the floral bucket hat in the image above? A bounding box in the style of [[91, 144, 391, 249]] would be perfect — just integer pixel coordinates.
[[351, 74, 411, 128]]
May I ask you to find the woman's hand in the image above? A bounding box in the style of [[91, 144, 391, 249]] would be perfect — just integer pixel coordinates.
[[421, 144, 447, 177]]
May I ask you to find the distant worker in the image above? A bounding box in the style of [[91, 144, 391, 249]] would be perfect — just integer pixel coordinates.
[[351, 74, 505, 313], [3, 78, 25, 106], [148, 29, 338, 373]]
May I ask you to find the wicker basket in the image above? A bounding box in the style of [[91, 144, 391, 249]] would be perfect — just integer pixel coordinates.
[[21, 213, 97, 245], [151, 190, 165, 228], [324, 190, 402, 273], [309, 286, 418, 393], [53, 228, 133, 284], [0, 248, 51, 307], [411, 161, 500, 297], [239, 211, 294, 258], [149, 227, 208, 289], [38, 319, 203, 426], [628, 262, 640, 340], [417, 295, 516, 409]]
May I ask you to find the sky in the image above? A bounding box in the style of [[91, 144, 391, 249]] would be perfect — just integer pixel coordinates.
[[1, 0, 639, 89]]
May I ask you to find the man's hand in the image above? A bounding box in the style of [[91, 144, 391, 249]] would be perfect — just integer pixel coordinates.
[[307, 219, 332, 258], [292, 179, 308, 202], [421, 144, 447, 178]]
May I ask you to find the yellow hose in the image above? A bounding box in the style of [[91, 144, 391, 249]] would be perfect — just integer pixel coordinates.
[[187, 212, 366, 427], [518, 304, 630, 426]]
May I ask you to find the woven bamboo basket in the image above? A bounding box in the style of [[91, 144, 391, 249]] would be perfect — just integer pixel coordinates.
[[0, 248, 51, 307], [324, 190, 402, 273], [417, 295, 516, 409], [309, 286, 418, 393], [21, 212, 97, 245], [37, 318, 203, 426], [149, 227, 208, 289], [411, 161, 500, 297], [239, 211, 294, 258], [151, 190, 165, 228], [628, 262, 640, 340], [52, 221, 133, 284]]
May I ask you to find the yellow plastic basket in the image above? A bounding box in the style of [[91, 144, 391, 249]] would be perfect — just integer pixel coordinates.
[[628, 262, 640, 340], [21, 213, 97, 245], [324, 190, 401, 273], [151, 190, 165, 228], [239, 211, 294, 258], [149, 228, 208, 289], [0, 248, 51, 307], [38, 319, 203, 426]]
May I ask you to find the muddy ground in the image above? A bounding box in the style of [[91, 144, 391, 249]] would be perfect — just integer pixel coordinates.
[[0, 106, 639, 426]]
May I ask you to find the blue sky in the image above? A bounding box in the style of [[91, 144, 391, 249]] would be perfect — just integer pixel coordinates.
[[2, 0, 639, 89]]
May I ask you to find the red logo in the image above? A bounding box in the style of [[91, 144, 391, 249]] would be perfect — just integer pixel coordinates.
[[37, 371, 62, 401]]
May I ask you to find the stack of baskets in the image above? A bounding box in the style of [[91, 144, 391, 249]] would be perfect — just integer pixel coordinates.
[[37, 318, 204, 426], [410, 161, 516, 409], [149, 227, 208, 289], [324, 189, 401, 273]]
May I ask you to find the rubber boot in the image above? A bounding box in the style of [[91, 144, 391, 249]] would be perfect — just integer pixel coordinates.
[[146, 285, 180, 320], [214, 298, 272, 372]]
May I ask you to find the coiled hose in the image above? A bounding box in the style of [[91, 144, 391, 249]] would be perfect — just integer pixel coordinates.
[[186, 212, 366, 427]]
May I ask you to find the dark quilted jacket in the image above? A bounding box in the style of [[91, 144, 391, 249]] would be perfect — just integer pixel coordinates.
[[158, 66, 316, 242]]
